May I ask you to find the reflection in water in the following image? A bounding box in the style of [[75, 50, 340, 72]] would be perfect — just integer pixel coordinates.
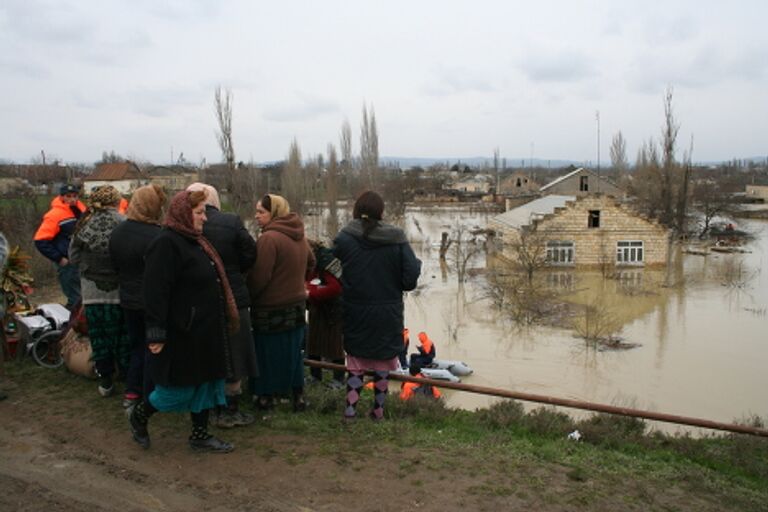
[[310, 205, 768, 429]]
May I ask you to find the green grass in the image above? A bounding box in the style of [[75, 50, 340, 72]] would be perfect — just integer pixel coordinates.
[[3, 359, 768, 510]]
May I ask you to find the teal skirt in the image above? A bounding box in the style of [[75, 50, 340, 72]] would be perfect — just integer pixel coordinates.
[[250, 326, 305, 396], [148, 379, 226, 413]]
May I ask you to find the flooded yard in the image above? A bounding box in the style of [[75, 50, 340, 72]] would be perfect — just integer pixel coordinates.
[[394, 205, 768, 430]]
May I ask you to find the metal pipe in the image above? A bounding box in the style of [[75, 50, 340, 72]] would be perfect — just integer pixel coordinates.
[[304, 359, 768, 438]]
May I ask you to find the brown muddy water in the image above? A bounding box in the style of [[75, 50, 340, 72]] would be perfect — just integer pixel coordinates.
[[383, 205, 767, 432]]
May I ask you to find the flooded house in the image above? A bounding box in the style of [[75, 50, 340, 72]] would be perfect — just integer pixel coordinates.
[[489, 194, 670, 267], [539, 167, 625, 198], [146, 165, 199, 193]]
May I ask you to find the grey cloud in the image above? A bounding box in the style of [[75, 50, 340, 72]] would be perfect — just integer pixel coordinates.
[[643, 15, 699, 46], [519, 50, 596, 83], [263, 95, 340, 122], [422, 67, 495, 97]]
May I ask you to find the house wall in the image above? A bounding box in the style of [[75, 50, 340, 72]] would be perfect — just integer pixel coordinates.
[[745, 185, 768, 201], [543, 170, 624, 198], [499, 172, 539, 196], [494, 195, 669, 267]]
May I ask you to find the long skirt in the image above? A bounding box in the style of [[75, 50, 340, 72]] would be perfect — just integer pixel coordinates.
[[225, 308, 259, 380], [85, 303, 131, 375], [148, 380, 226, 414], [250, 326, 305, 396]]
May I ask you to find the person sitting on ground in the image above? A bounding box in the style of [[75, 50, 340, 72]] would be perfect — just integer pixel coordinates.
[[186, 182, 258, 428], [409, 331, 436, 368], [399, 365, 442, 401], [129, 189, 237, 453], [33, 184, 86, 309]]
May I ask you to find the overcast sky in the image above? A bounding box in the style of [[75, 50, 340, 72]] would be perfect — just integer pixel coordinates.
[[1, 0, 766, 166]]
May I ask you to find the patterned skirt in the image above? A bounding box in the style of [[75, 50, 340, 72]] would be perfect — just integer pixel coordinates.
[[84, 303, 131, 371]]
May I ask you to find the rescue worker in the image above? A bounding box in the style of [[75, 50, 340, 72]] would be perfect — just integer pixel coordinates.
[[399, 365, 441, 400], [398, 328, 410, 369], [33, 184, 86, 309], [409, 331, 436, 368], [118, 197, 129, 215]]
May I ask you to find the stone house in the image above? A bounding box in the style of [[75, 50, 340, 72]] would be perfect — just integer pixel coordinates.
[[489, 194, 670, 267], [539, 167, 624, 198], [146, 165, 199, 193], [446, 174, 493, 194], [498, 171, 540, 196], [745, 185, 768, 202], [83, 162, 145, 194]]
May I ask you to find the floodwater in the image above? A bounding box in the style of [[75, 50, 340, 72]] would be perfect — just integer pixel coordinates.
[[388, 205, 767, 430]]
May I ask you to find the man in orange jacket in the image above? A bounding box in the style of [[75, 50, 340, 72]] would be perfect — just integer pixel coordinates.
[[399, 365, 441, 400], [33, 184, 86, 309], [409, 331, 436, 368]]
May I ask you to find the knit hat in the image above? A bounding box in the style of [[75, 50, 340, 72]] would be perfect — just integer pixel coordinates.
[[87, 185, 122, 210]]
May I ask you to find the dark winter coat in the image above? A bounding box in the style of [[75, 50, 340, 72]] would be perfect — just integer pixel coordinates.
[[333, 219, 421, 360], [108, 219, 162, 311], [201, 205, 256, 309], [143, 228, 227, 387]]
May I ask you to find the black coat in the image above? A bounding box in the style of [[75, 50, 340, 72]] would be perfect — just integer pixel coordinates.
[[333, 220, 421, 360], [201, 205, 256, 309], [143, 228, 227, 387], [109, 219, 162, 310]]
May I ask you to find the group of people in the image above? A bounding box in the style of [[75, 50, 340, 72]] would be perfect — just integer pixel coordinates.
[[30, 183, 424, 453]]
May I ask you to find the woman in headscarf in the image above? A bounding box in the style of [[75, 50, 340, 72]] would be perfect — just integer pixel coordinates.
[[109, 184, 167, 411], [333, 191, 421, 421], [128, 189, 237, 453], [247, 194, 315, 412], [69, 185, 130, 397], [186, 183, 258, 428]]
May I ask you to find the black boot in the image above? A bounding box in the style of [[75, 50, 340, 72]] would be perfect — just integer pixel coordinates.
[[129, 400, 153, 449], [292, 387, 308, 413]]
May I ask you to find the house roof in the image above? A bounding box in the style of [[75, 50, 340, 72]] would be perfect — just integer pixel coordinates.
[[86, 162, 143, 181], [539, 167, 621, 192], [492, 195, 575, 229]]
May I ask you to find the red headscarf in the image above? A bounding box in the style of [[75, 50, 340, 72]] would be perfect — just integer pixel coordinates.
[[165, 190, 239, 334]]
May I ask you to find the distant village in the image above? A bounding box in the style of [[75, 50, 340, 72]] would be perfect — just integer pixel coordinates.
[[1, 155, 767, 271]]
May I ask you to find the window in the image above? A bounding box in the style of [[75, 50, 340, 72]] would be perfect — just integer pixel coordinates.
[[588, 210, 600, 228], [516, 178, 522, 187], [579, 176, 589, 191], [546, 241, 575, 265], [616, 241, 644, 265]]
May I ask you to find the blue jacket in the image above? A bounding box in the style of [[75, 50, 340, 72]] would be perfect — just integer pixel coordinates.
[[333, 219, 421, 360]]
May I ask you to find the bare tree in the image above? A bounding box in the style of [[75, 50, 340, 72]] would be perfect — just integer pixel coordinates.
[[509, 224, 549, 284], [660, 86, 680, 228], [609, 131, 628, 175], [360, 103, 379, 190], [282, 138, 304, 216], [325, 144, 340, 238], [214, 86, 235, 172], [692, 180, 740, 238]]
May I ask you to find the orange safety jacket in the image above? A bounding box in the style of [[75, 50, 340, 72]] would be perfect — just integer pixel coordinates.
[[118, 197, 129, 214], [417, 331, 434, 356], [399, 373, 442, 400], [33, 196, 87, 263]]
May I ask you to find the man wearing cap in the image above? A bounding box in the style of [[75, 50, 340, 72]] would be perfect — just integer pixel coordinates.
[[34, 184, 87, 308]]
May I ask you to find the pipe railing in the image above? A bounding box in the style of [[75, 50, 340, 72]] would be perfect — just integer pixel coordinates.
[[304, 359, 768, 438]]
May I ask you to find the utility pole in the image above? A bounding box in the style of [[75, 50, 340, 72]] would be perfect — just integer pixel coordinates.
[[595, 110, 601, 193]]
